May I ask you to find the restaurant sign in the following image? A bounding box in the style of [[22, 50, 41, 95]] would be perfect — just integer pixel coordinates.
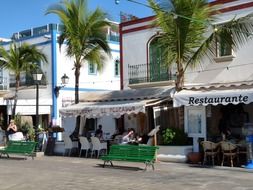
[[188, 95, 248, 106], [173, 88, 253, 107]]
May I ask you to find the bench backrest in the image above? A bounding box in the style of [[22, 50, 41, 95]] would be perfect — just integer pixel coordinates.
[[5, 141, 37, 154], [109, 145, 158, 160]]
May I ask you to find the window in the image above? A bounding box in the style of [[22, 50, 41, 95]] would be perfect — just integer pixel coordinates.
[[219, 39, 232, 57], [115, 59, 120, 76], [216, 34, 233, 57], [88, 63, 97, 75], [214, 34, 234, 62], [149, 37, 169, 82]]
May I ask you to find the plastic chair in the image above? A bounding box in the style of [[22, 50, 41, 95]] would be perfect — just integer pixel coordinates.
[[62, 133, 78, 156], [220, 141, 238, 167], [79, 136, 91, 157], [146, 137, 154, 146], [114, 135, 123, 144], [200, 141, 220, 166], [90, 137, 107, 158]]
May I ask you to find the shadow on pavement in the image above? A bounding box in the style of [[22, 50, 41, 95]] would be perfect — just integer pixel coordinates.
[[95, 164, 144, 171], [0, 156, 28, 161]]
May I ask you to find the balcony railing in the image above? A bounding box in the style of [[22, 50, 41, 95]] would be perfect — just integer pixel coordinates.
[[9, 73, 47, 88], [107, 34, 119, 42], [128, 64, 176, 85], [0, 77, 8, 90], [11, 24, 61, 40]]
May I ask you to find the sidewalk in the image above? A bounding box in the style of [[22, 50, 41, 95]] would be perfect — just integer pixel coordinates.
[[0, 156, 252, 190]]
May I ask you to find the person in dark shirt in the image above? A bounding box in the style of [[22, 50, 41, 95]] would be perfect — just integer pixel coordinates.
[[95, 125, 103, 140]]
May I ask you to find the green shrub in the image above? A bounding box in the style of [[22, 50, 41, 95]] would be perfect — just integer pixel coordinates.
[[162, 127, 189, 145], [18, 122, 35, 141]]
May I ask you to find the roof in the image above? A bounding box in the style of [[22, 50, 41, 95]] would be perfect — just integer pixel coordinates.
[[79, 86, 175, 102], [61, 86, 175, 118]]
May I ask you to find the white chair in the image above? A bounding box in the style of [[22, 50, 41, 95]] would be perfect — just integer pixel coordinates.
[[90, 137, 107, 158], [79, 136, 91, 157], [62, 133, 79, 156], [114, 135, 123, 144], [146, 137, 153, 146]]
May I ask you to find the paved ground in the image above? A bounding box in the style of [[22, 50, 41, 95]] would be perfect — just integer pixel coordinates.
[[0, 155, 252, 190]]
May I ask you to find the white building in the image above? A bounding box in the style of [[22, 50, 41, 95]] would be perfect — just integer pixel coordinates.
[[120, 0, 253, 153], [0, 22, 120, 130]]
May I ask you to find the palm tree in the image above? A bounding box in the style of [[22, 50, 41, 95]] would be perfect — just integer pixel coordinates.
[[46, 0, 111, 104], [148, 0, 253, 91], [0, 42, 48, 118], [46, 0, 111, 137]]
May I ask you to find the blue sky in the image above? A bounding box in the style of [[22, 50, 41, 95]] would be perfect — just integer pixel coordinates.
[[0, 0, 153, 38]]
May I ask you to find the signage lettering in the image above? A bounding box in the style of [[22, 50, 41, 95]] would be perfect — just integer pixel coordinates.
[[188, 95, 249, 105]]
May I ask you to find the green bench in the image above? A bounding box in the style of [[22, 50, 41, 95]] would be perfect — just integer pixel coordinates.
[[101, 144, 159, 170], [0, 141, 37, 159]]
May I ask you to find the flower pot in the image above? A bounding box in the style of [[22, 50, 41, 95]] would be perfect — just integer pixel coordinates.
[[187, 152, 203, 164]]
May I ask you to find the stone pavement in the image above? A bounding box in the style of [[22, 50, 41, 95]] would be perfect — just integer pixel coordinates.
[[0, 155, 252, 190]]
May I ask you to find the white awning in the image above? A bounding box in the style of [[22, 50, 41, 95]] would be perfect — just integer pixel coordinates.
[[173, 86, 253, 107], [60, 99, 151, 118]]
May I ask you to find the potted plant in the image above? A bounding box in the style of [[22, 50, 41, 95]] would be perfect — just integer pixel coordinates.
[[162, 127, 189, 146], [157, 127, 193, 163]]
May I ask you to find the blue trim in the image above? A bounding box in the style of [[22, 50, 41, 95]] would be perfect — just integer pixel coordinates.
[[107, 40, 119, 45], [0, 32, 52, 46], [62, 87, 109, 92], [34, 40, 51, 46], [1, 38, 51, 47], [111, 49, 120, 53], [51, 29, 57, 121]]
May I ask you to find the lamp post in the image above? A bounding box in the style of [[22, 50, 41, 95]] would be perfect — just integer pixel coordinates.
[[33, 73, 43, 147], [54, 73, 69, 97]]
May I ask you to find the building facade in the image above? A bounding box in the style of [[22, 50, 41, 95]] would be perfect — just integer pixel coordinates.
[[120, 0, 253, 151], [0, 22, 120, 129]]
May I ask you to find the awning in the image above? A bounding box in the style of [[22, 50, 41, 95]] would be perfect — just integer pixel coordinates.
[[60, 99, 151, 118], [173, 85, 253, 107], [60, 86, 175, 118]]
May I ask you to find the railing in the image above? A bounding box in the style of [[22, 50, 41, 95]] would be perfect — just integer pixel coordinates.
[[0, 77, 8, 90], [9, 73, 47, 88], [107, 34, 119, 42], [128, 64, 176, 85], [11, 24, 119, 42], [11, 24, 55, 40]]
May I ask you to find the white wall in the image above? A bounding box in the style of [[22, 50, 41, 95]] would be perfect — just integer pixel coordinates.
[[122, 26, 158, 89], [97, 116, 116, 139], [121, 5, 253, 87]]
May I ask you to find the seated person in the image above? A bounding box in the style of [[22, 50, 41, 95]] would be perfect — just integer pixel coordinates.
[[95, 125, 103, 140], [122, 128, 142, 145], [6, 119, 17, 137]]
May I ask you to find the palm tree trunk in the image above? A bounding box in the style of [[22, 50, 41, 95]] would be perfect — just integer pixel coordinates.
[[75, 66, 80, 104], [71, 64, 81, 139], [175, 67, 184, 91], [175, 25, 184, 92], [11, 78, 20, 118]]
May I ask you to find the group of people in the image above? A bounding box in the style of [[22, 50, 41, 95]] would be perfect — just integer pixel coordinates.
[[121, 128, 142, 145], [94, 125, 144, 145]]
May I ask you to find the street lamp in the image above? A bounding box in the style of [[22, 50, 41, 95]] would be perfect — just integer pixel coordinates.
[[54, 73, 69, 97], [33, 72, 43, 147]]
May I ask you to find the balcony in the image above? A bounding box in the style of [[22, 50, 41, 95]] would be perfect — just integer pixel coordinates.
[[0, 77, 8, 90], [128, 64, 176, 86], [107, 34, 119, 42], [11, 24, 62, 40], [9, 73, 47, 88]]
